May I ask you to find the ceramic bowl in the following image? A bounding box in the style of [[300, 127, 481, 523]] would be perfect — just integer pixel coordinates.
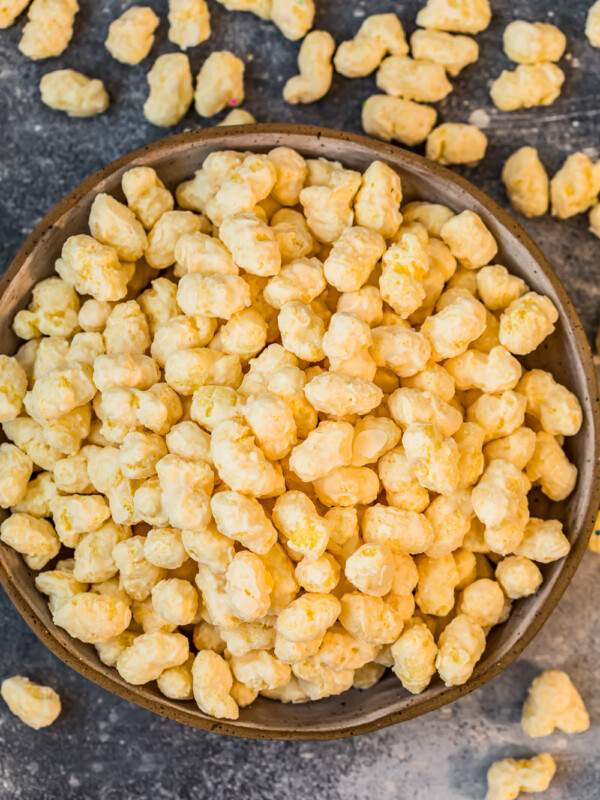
[[1, 124, 598, 740]]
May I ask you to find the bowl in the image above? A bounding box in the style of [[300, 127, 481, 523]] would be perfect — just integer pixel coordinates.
[[1, 124, 598, 740]]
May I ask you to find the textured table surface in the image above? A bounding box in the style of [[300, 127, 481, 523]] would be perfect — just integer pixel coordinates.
[[1, 1, 599, 798]]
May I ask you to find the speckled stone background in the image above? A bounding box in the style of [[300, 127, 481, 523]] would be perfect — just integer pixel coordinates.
[[0, 1, 599, 798]]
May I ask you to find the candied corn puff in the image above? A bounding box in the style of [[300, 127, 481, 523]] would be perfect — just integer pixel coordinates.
[[272, 491, 330, 561], [53, 592, 131, 643], [0, 443, 32, 508], [370, 326, 431, 379], [351, 416, 401, 466], [338, 592, 403, 646], [421, 295, 487, 360], [426, 123, 488, 166], [276, 593, 340, 642], [587, 1, 600, 47], [496, 555, 543, 599], [299, 164, 362, 244], [345, 543, 395, 597], [13, 277, 80, 340], [220, 212, 281, 277], [477, 265, 529, 312], [40, 70, 109, 118], [416, 0, 491, 34], [117, 632, 189, 685], [362, 504, 434, 554], [410, 29, 478, 76], [0, 0, 30, 29], [499, 292, 558, 355], [122, 167, 174, 229], [388, 387, 462, 435], [525, 431, 577, 502], [550, 152, 600, 219], [278, 301, 325, 361], [516, 369, 582, 436], [415, 553, 459, 615], [502, 147, 549, 218], [283, 31, 335, 105], [0, 356, 27, 421], [503, 21, 566, 64], [362, 95, 437, 147], [324, 227, 385, 293], [377, 55, 452, 104], [105, 6, 159, 65], [19, 0, 79, 60], [354, 160, 403, 239], [211, 420, 285, 498], [89, 193, 148, 261], [436, 613, 485, 686], [391, 622, 438, 694], [522, 669, 589, 738], [441, 211, 497, 270], [226, 551, 273, 621], [379, 233, 429, 319], [168, 0, 210, 50], [402, 422, 459, 495], [322, 311, 375, 378], [1, 676, 61, 730], [486, 754, 556, 800], [29, 363, 95, 420], [0, 513, 60, 568], [216, 0, 314, 39], [314, 465, 380, 507], [244, 391, 297, 460], [304, 372, 383, 417], [194, 51, 244, 117], [334, 14, 408, 78], [214, 0, 270, 17], [270, 0, 314, 41], [219, 108, 255, 125], [289, 420, 353, 482], [490, 63, 564, 111], [444, 346, 522, 393], [192, 650, 239, 719], [264, 259, 325, 309], [472, 459, 529, 530], [205, 154, 277, 226], [144, 53, 193, 127], [57, 234, 129, 302]]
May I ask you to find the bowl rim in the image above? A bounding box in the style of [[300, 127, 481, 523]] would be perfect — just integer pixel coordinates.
[[1, 123, 599, 741]]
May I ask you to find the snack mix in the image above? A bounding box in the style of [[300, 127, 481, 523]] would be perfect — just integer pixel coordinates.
[[0, 146, 582, 721]]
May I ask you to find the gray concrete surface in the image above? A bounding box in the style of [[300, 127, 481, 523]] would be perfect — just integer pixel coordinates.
[[0, 1, 599, 798]]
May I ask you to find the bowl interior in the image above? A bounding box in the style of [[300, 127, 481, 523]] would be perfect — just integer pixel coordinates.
[[1, 125, 598, 740]]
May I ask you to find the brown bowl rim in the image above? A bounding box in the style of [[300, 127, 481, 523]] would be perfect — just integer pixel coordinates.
[[1, 123, 599, 740]]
